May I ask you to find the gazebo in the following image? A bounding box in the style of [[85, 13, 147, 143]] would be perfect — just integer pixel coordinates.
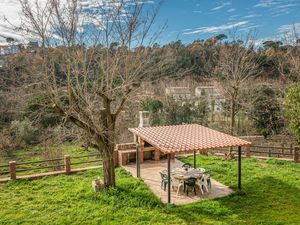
[[128, 124, 251, 204]]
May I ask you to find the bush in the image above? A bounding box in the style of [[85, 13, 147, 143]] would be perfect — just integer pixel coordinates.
[[0, 130, 14, 155], [24, 93, 61, 128], [140, 98, 165, 126], [250, 86, 284, 138], [9, 119, 38, 147], [284, 84, 300, 144], [41, 141, 63, 169], [165, 100, 209, 125]]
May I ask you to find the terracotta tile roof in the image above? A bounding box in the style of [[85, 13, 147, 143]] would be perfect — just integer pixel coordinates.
[[128, 124, 251, 154]]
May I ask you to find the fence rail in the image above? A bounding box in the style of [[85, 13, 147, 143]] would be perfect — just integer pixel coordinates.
[[0, 152, 102, 183], [211, 145, 299, 162], [1, 145, 298, 183]]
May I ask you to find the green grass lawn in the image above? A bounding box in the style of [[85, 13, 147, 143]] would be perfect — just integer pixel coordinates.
[[0, 156, 300, 225]]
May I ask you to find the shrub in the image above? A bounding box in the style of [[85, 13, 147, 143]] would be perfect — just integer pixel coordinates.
[[250, 86, 284, 139], [165, 100, 209, 125], [41, 141, 63, 169], [9, 119, 38, 147], [284, 84, 300, 144], [140, 98, 165, 126], [24, 93, 61, 128], [0, 130, 14, 155]]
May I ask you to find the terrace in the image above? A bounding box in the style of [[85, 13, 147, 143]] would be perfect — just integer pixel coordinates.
[[123, 158, 233, 204], [119, 124, 251, 204]]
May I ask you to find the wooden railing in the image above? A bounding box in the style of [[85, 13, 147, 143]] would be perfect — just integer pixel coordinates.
[[0, 152, 102, 183], [211, 145, 299, 162]]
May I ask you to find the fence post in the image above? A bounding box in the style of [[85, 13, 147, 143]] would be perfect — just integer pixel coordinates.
[[293, 147, 299, 163], [9, 161, 17, 180], [64, 155, 71, 174], [246, 146, 251, 158], [268, 149, 271, 158], [280, 143, 284, 158]]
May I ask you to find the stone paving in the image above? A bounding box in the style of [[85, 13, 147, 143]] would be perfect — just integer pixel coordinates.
[[123, 159, 234, 205]]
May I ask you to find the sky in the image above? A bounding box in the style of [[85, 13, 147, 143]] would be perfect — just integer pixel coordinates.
[[0, 0, 300, 45], [156, 0, 300, 44]]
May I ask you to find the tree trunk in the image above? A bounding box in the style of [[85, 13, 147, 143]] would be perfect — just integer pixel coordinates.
[[101, 144, 116, 187], [230, 99, 235, 135], [229, 98, 236, 155]]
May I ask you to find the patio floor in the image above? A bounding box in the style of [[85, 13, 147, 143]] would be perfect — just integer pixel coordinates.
[[122, 159, 234, 205]]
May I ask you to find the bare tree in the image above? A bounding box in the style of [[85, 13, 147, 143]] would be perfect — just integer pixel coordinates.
[[286, 26, 300, 81], [17, 0, 166, 187], [215, 34, 261, 148]]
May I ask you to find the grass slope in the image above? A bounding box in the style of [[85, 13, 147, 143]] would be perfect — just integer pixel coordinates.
[[0, 156, 300, 225]]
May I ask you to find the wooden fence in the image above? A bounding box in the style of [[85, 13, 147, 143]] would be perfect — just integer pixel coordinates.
[[0, 145, 298, 184], [211, 145, 299, 162], [0, 152, 102, 183]]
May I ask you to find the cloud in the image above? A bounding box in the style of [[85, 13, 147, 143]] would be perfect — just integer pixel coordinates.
[[254, 0, 277, 8], [228, 14, 239, 21], [278, 23, 300, 33], [183, 21, 248, 35], [227, 8, 236, 13], [254, 0, 298, 17], [211, 2, 231, 11], [243, 14, 261, 19], [240, 24, 261, 32], [0, 0, 155, 44], [254, 23, 300, 47], [0, 0, 25, 43]]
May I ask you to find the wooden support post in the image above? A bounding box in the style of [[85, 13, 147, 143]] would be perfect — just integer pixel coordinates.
[[193, 151, 196, 169], [293, 147, 299, 163], [170, 153, 175, 159], [167, 154, 171, 204], [238, 146, 242, 190], [139, 138, 144, 163], [64, 155, 71, 175], [154, 149, 160, 161], [9, 161, 16, 180], [136, 143, 140, 177], [246, 146, 251, 158]]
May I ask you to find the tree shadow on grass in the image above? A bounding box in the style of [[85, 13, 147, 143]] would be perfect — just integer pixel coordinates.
[[165, 176, 300, 224]]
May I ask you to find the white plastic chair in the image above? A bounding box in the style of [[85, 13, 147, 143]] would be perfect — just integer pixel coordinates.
[[197, 175, 209, 194], [176, 181, 185, 196], [205, 170, 212, 190], [172, 178, 185, 196]]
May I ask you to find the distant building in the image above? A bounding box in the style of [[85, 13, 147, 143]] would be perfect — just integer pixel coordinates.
[[0, 59, 4, 68], [0, 44, 20, 56], [27, 41, 39, 52], [165, 87, 193, 101], [195, 86, 225, 112]]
